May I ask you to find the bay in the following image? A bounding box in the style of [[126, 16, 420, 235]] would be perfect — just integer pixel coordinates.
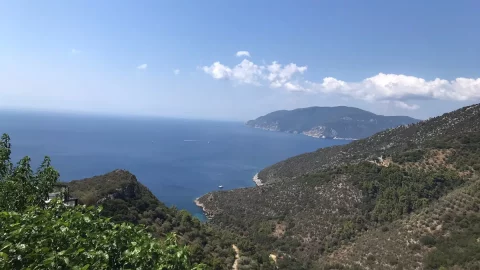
[[0, 111, 349, 219]]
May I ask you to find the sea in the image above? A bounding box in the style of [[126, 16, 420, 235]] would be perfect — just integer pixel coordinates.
[[0, 111, 349, 220]]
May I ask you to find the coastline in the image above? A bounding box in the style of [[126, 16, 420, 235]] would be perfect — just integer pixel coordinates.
[[194, 197, 213, 220], [246, 125, 356, 141], [194, 197, 206, 211], [195, 174, 264, 220], [253, 173, 264, 186]]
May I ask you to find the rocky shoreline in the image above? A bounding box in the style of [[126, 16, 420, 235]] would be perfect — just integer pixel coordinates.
[[194, 197, 214, 219], [247, 125, 356, 141], [195, 174, 264, 219], [252, 173, 264, 186]]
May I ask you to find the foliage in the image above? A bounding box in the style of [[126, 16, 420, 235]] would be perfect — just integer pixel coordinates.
[[424, 192, 480, 269], [259, 103, 480, 183], [68, 170, 274, 269], [199, 104, 480, 268], [0, 201, 203, 270], [0, 134, 60, 212], [391, 149, 425, 163], [347, 162, 462, 222], [0, 134, 204, 270]]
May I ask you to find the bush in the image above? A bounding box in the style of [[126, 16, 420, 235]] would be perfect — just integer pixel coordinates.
[[420, 235, 437, 247], [409, 243, 421, 251], [0, 134, 59, 212], [0, 201, 203, 269]]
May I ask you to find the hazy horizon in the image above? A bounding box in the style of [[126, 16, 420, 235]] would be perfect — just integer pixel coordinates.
[[2, 1, 479, 121], [1, 103, 442, 123]]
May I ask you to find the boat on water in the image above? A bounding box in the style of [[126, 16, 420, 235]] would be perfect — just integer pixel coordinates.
[[218, 185, 223, 189]]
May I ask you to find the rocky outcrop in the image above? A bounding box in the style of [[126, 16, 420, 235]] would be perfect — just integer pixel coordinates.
[[67, 169, 152, 206]]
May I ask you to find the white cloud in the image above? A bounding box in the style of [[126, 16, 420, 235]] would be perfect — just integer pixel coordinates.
[[71, 49, 81, 54], [202, 59, 306, 89], [266, 61, 307, 89], [236, 51, 250, 57], [202, 62, 232, 79], [393, 101, 420, 110], [202, 54, 480, 110], [173, 69, 180, 75], [137, 64, 147, 70], [284, 82, 305, 92], [308, 73, 480, 104], [202, 59, 264, 85]]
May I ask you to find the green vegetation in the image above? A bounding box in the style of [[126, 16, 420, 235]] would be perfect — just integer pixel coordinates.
[[246, 106, 418, 140], [258, 104, 480, 184], [2, 103, 480, 269], [68, 170, 275, 269], [0, 202, 200, 270], [391, 149, 425, 163], [0, 133, 204, 269], [346, 162, 461, 222], [199, 163, 463, 265], [200, 103, 480, 269], [0, 134, 59, 212], [425, 216, 480, 269]]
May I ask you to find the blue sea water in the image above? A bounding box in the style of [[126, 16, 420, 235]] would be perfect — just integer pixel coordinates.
[[0, 111, 349, 219]]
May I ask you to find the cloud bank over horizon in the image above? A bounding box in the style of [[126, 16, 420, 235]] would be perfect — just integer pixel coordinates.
[[202, 55, 480, 110]]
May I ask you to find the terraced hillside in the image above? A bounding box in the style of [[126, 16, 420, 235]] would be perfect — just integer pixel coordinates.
[[321, 175, 480, 269], [198, 103, 480, 269]]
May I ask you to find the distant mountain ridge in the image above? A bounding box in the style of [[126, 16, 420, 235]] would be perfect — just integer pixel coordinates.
[[246, 106, 420, 139]]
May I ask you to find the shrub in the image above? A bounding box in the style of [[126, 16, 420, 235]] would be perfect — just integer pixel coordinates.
[[420, 235, 437, 247], [0, 201, 203, 269]]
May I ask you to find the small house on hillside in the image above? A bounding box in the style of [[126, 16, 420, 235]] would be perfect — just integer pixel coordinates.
[[46, 184, 78, 207]]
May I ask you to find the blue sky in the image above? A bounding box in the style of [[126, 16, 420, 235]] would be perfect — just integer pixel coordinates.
[[1, 0, 479, 121]]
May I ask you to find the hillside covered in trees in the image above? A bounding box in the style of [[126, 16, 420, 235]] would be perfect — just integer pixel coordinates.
[[67, 170, 275, 269], [0, 134, 274, 269], [3, 103, 480, 269], [199, 103, 480, 269], [246, 106, 419, 139], [0, 134, 202, 269]]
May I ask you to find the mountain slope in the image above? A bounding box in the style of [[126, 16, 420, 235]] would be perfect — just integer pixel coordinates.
[[199, 103, 480, 269], [320, 175, 480, 269], [258, 103, 480, 184], [246, 106, 419, 139], [67, 170, 275, 270]]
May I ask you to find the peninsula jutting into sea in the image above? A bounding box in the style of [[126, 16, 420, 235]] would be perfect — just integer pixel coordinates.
[[246, 106, 419, 140]]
